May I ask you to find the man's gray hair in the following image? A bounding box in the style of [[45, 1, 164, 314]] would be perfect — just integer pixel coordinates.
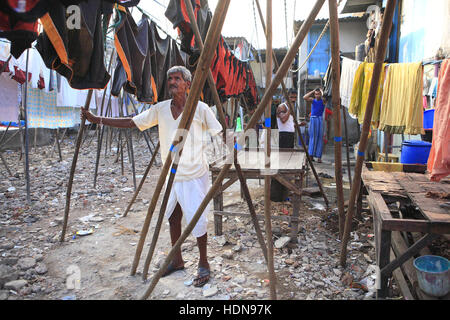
[[167, 66, 192, 82]]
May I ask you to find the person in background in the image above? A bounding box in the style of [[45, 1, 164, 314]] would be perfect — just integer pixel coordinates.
[[303, 87, 328, 163]]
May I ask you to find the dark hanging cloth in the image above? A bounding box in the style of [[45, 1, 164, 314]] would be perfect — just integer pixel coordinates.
[[35, 0, 112, 90], [112, 8, 146, 99], [165, 0, 200, 54]]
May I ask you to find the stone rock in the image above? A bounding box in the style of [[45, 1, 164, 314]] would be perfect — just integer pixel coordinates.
[[0, 242, 14, 250], [33, 254, 44, 262], [17, 257, 36, 270], [203, 285, 218, 297], [214, 235, 228, 246], [234, 275, 246, 284], [0, 265, 18, 288], [221, 250, 234, 260], [275, 237, 291, 249], [0, 290, 9, 300], [35, 263, 48, 275], [232, 244, 242, 252], [285, 259, 295, 265], [4, 279, 28, 291], [0, 257, 18, 266]]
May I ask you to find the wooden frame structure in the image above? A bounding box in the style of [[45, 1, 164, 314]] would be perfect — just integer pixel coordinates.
[[210, 147, 307, 243], [360, 165, 450, 299]]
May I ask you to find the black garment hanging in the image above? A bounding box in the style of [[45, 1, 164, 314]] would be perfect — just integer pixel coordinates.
[[35, 0, 111, 89]]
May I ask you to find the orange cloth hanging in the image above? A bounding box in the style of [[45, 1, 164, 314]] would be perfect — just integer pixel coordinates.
[[427, 59, 450, 182]]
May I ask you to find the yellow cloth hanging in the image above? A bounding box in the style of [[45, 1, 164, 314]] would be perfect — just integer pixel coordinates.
[[348, 62, 386, 127], [379, 62, 424, 135]]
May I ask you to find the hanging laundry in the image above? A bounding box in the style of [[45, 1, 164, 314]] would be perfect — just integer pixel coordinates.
[[0, 73, 19, 121], [340, 57, 362, 108], [427, 59, 450, 182], [349, 62, 386, 127], [26, 87, 80, 128], [165, 0, 259, 107], [0, 10, 39, 59], [112, 8, 154, 103], [379, 62, 424, 135], [35, 1, 113, 90], [165, 0, 201, 54]]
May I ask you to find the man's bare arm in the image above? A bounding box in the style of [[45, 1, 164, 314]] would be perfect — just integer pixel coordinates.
[[81, 107, 136, 129]]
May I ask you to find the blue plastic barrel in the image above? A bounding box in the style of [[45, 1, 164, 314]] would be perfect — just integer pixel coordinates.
[[400, 140, 432, 164], [423, 109, 435, 130]]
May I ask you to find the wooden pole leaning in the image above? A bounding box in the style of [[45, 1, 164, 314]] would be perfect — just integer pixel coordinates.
[[342, 105, 352, 189], [254, 0, 329, 208], [183, 0, 269, 263], [139, 0, 325, 299], [263, 0, 277, 300], [130, 0, 231, 277], [340, 0, 397, 266], [122, 142, 160, 217], [23, 49, 31, 204], [93, 50, 116, 188], [60, 90, 93, 242], [328, 0, 345, 239]]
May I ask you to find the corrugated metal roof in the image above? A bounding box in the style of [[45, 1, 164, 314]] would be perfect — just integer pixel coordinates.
[[341, 0, 381, 14], [294, 14, 367, 34]]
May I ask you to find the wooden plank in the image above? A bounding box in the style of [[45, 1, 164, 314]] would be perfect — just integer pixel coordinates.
[[367, 189, 393, 224], [381, 233, 438, 277], [212, 149, 306, 171], [390, 249, 415, 300], [273, 174, 302, 195]]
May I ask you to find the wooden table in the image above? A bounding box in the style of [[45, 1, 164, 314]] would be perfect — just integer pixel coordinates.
[[210, 148, 307, 240], [361, 165, 450, 299]]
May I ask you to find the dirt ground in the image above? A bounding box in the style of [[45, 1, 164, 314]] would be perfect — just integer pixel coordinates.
[[0, 129, 397, 300]]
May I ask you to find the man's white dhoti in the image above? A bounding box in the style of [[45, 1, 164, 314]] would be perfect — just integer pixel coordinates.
[[165, 172, 211, 238]]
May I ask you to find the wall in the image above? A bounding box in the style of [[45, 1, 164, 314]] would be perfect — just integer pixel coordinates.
[[398, 0, 450, 62]]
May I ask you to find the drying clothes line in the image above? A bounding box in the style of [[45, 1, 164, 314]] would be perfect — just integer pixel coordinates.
[[427, 58, 450, 182], [378, 62, 424, 135]]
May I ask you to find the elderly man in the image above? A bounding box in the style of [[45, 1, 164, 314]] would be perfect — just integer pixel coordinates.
[[81, 66, 223, 287]]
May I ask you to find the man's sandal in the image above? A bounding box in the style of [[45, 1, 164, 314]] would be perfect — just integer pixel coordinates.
[[162, 262, 185, 277], [193, 267, 210, 287]]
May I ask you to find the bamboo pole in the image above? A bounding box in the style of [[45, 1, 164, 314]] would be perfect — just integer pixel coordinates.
[[0, 55, 11, 74], [0, 153, 13, 176], [60, 89, 93, 242], [130, 0, 231, 277], [127, 121, 137, 191], [93, 94, 112, 188], [342, 106, 352, 189], [122, 142, 160, 217], [23, 49, 31, 205], [93, 50, 115, 188], [184, 0, 268, 262], [55, 128, 63, 162], [128, 96, 156, 153], [328, 0, 345, 239], [140, 0, 325, 298], [340, 0, 397, 266], [0, 122, 11, 147], [263, 0, 277, 300], [254, 0, 329, 208]]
